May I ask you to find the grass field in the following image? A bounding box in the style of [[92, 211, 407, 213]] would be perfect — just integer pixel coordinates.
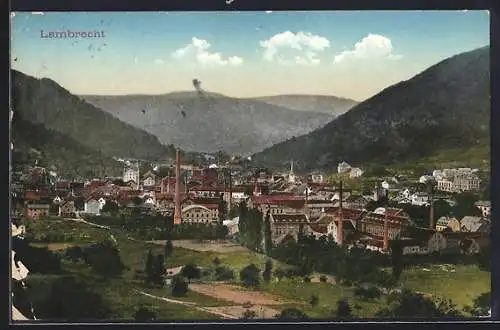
[[23, 217, 491, 320], [400, 264, 490, 310]]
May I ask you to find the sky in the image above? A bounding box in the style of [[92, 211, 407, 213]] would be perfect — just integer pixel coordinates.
[[10, 10, 490, 101]]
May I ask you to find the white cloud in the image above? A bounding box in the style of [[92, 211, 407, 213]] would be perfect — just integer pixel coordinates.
[[134, 57, 139, 64], [31, 12, 44, 15], [172, 37, 244, 67], [333, 33, 402, 64], [260, 31, 330, 66], [154, 59, 165, 64]]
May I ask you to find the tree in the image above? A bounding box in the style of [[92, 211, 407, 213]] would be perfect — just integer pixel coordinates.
[[164, 240, 173, 258], [132, 196, 143, 206], [64, 246, 85, 263], [389, 239, 404, 281], [218, 199, 228, 222], [464, 292, 490, 316], [310, 294, 319, 308], [336, 298, 353, 319], [171, 276, 189, 297], [264, 212, 272, 255], [181, 264, 201, 283], [36, 276, 112, 320], [276, 308, 308, 320], [263, 260, 273, 282], [145, 249, 154, 283], [134, 306, 157, 322], [452, 192, 481, 219], [240, 264, 261, 287], [101, 201, 119, 215], [152, 254, 166, 286], [84, 239, 125, 279], [376, 289, 458, 318]]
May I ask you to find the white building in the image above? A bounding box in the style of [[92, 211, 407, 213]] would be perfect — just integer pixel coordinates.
[[123, 166, 139, 184], [337, 161, 352, 174], [349, 168, 364, 178]]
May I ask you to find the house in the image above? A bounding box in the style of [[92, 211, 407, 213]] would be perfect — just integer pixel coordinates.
[[358, 210, 409, 240], [344, 195, 369, 210], [59, 199, 76, 218], [181, 204, 219, 224], [55, 180, 71, 193], [326, 217, 356, 245], [435, 216, 461, 232], [308, 174, 324, 184], [142, 171, 157, 187], [460, 216, 490, 233], [84, 197, 102, 216], [26, 204, 50, 219], [269, 213, 309, 245], [123, 167, 139, 186], [349, 167, 364, 178], [251, 195, 306, 215], [474, 201, 491, 218], [337, 161, 352, 174]]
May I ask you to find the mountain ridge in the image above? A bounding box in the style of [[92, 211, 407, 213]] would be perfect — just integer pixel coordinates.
[[253, 46, 490, 171], [11, 70, 175, 160], [82, 92, 344, 154]]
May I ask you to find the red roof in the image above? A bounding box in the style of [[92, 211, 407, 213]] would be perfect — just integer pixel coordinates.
[[271, 214, 308, 223], [25, 191, 40, 201], [361, 212, 409, 224], [324, 207, 365, 221], [309, 224, 328, 234], [55, 180, 71, 188]]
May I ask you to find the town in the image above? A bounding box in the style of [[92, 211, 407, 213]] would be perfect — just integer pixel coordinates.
[[11, 150, 491, 321], [10, 10, 491, 323]]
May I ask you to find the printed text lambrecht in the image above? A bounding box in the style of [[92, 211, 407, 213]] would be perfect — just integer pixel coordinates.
[[40, 30, 105, 39]]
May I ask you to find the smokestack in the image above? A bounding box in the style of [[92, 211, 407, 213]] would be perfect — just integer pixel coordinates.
[[383, 209, 389, 251], [429, 185, 435, 230], [174, 150, 182, 225], [337, 181, 344, 246], [228, 169, 232, 213]]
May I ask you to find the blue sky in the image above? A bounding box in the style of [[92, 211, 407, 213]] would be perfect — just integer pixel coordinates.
[[11, 10, 489, 101]]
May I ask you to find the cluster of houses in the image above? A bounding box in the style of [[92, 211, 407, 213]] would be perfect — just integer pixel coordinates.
[[248, 188, 490, 256], [11, 159, 491, 257], [432, 168, 482, 193]]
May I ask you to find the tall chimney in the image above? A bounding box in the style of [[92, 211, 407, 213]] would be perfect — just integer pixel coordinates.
[[173, 150, 182, 225], [228, 169, 232, 213], [429, 185, 435, 230], [337, 181, 344, 246], [383, 209, 389, 251]]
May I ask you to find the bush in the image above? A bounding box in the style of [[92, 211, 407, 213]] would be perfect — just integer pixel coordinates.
[[319, 275, 328, 283], [134, 306, 156, 322], [354, 286, 381, 301], [303, 276, 311, 283], [215, 266, 235, 281], [274, 268, 286, 280], [181, 264, 201, 283], [239, 264, 261, 287], [276, 308, 308, 320]]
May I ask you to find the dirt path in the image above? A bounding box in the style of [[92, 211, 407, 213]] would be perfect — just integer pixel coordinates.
[[134, 290, 238, 320], [189, 283, 290, 305]]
